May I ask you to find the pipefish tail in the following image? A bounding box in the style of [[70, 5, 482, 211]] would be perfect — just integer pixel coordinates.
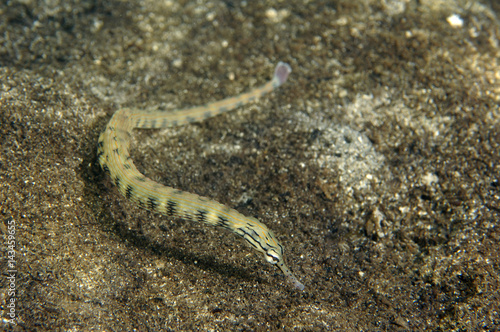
[[97, 62, 304, 291]]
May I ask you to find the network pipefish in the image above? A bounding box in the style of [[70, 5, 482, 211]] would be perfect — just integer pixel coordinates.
[[97, 62, 304, 290]]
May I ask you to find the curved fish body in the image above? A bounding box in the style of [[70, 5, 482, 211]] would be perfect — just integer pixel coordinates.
[[97, 62, 304, 290]]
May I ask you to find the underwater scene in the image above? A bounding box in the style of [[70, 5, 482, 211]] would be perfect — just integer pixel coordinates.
[[1, 0, 499, 330]]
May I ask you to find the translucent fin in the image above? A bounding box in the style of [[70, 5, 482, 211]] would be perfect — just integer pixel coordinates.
[[274, 62, 292, 86]]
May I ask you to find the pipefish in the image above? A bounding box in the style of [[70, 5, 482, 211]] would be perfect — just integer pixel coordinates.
[[97, 62, 304, 290]]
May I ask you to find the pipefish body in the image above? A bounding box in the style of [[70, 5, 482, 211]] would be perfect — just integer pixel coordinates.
[[97, 62, 304, 290]]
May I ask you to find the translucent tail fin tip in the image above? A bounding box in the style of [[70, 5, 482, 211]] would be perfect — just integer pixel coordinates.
[[274, 62, 292, 86]]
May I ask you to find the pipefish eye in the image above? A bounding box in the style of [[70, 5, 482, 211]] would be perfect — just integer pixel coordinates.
[[265, 250, 281, 265]]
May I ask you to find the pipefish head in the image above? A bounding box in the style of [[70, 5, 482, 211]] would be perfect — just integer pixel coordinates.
[[265, 247, 305, 291], [257, 226, 305, 291]]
